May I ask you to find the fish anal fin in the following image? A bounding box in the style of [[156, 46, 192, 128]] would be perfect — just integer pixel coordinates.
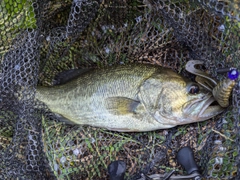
[[105, 97, 140, 115], [106, 127, 140, 132]]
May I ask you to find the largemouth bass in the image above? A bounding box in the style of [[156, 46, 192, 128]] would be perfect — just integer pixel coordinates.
[[36, 64, 224, 132]]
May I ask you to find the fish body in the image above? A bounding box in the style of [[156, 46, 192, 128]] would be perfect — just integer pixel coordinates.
[[36, 64, 223, 132]]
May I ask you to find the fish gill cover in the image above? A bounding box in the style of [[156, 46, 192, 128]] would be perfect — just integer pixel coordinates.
[[0, 0, 239, 179]]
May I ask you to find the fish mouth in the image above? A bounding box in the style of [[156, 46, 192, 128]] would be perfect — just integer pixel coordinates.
[[182, 94, 224, 123], [197, 95, 224, 120]]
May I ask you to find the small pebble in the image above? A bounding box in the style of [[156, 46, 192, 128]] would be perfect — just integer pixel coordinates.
[[218, 146, 226, 151], [214, 140, 222, 145], [218, 24, 225, 31], [60, 156, 67, 164], [91, 137, 95, 143], [73, 148, 80, 156], [214, 157, 223, 165], [54, 163, 59, 171]]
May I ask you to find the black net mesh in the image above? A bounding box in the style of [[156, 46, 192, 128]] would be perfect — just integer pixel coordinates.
[[0, 0, 239, 179]]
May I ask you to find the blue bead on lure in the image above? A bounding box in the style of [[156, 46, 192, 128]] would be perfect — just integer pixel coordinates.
[[217, 67, 239, 80], [227, 68, 239, 80]]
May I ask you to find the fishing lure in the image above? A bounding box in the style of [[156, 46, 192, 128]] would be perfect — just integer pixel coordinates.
[[185, 60, 239, 108], [213, 68, 238, 107]]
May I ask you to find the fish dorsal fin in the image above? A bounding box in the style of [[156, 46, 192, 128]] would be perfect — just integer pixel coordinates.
[[105, 97, 141, 115], [53, 68, 93, 85]]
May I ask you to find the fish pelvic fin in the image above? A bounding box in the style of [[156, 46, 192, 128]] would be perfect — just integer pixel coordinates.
[[53, 113, 76, 125], [105, 97, 141, 115]]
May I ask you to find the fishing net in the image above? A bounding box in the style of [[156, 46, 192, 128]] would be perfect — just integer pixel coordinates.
[[0, 0, 239, 179]]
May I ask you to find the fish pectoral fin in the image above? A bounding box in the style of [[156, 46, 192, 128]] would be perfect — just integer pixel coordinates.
[[105, 97, 140, 115]]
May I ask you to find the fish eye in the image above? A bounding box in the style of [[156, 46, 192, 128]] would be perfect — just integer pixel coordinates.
[[188, 84, 200, 94]]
